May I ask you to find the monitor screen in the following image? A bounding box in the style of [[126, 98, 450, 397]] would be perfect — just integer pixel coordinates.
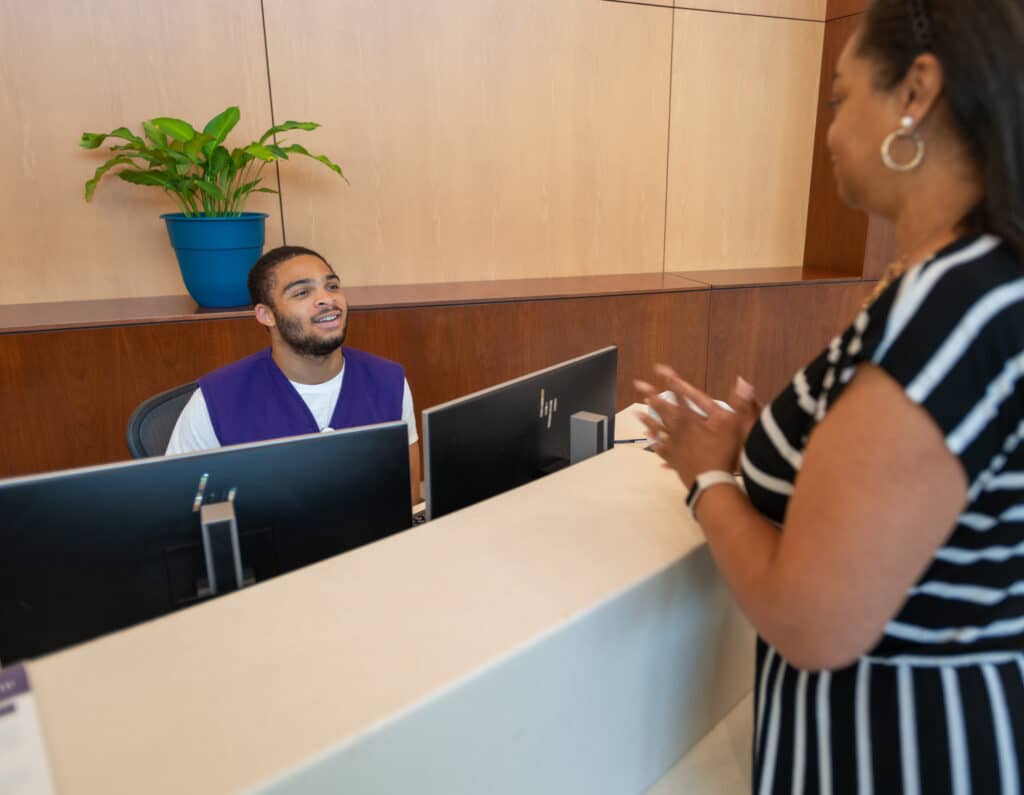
[[0, 422, 412, 665], [423, 346, 617, 520]]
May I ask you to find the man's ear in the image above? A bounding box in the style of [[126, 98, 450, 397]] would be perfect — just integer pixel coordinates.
[[254, 303, 276, 330]]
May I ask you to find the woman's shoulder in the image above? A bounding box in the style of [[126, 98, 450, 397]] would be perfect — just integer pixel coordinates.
[[866, 235, 1024, 339], [907, 234, 1022, 307]]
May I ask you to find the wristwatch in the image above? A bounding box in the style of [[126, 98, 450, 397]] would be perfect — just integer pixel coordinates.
[[686, 470, 738, 514]]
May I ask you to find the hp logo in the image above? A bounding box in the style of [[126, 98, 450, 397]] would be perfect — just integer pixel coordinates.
[[539, 389, 558, 429]]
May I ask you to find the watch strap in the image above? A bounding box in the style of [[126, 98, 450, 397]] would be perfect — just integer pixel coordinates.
[[686, 470, 738, 513]]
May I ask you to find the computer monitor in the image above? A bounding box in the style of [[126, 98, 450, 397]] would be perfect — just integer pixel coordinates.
[[423, 346, 617, 520], [0, 422, 412, 665]]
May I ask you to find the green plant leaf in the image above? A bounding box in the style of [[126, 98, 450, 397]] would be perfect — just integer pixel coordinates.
[[81, 111, 344, 214], [109, 127, 145, 148], [258, 120, 319, 144], [79, 132, 106, 149], [143, 120, 169, 149], [202, 106, 241, 146], [243, 144, 279, 162], [152, 117, 197, 143], [184, 133, 214, 162], [160, 144, 194, 168], [108, 149, 166, 169], [230, 147, 251, 171], [192, 179, 226, 201], [84, 156, 137, 200], [233, 178, 263, 195], [108, 143, 148, 155], [161, 143, 193, 175], [211, 146, 231, 175], [79, 127, 146, 150], [103, 144, 164, 164], [281, 143, 348, 183], [120, 136, 171, 167], [117, 169, 177, 188]]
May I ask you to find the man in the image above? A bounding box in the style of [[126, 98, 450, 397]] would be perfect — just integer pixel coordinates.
[[166, 245, 420, 502]]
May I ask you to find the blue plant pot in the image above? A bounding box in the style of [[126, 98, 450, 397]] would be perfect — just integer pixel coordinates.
[[162, 212, 269, 308]]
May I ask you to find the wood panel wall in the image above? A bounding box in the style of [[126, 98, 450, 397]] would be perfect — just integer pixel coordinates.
[[4, 0, 842, 304], [1, 0, 886, 482], [825, 0, 867, 19], [801, 0, 898, 275], [665, 10, 822, 270], [0, 0, 283, 305], [265, 0, 671, 285], [672, 1, 826, 18], [0, 279, 874, 479], [705, 279, 872, 399], [801, 11, 868, 274], [0, 290, 709, 477]]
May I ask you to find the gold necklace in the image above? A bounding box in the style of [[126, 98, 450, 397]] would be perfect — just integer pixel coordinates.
[[863, 227, 962, 308]]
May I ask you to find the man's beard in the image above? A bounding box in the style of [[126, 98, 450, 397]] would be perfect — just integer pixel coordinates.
[[274, 309, 348, 357]]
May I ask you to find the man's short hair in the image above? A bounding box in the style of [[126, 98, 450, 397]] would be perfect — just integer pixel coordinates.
[[247, 246, 334, 307]]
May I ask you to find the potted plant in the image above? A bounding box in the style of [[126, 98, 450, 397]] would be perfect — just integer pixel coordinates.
[[80, 106, 346, 307]]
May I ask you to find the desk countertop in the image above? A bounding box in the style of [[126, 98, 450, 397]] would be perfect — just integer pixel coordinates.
[[25, 445, 746, 794]]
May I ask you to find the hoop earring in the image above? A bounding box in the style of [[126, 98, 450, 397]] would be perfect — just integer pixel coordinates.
[[881, 115, 925, 172]]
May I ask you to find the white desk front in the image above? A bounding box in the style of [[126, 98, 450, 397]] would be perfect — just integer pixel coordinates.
[[23, 442, 754, 794]]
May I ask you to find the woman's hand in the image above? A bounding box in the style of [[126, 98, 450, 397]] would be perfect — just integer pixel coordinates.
[[633, 365, 760, 488]]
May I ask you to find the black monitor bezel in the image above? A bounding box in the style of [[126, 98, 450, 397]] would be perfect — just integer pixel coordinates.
[[422, 346, 617, 520], [0, 421, 412, 664]]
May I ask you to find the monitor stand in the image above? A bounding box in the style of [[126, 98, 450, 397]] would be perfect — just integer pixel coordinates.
[[196, 500, 254, 597], [570, 411, 609, 465]]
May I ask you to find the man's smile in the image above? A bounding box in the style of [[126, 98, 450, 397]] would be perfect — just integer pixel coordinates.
[[312, 311, 342, 328]]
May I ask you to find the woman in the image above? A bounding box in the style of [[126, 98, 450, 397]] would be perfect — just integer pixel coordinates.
[[636, 1, 1024, 792]]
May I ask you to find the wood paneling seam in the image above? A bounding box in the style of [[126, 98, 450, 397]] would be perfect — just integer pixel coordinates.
[[661, 0, 677, 277], [673, 7, 827, 23]]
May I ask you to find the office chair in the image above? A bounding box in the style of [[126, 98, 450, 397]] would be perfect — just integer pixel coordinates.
[[126, 382, 198, 458]]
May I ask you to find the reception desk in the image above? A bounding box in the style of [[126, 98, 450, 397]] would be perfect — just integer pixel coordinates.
[[21, 441, 754, 794]]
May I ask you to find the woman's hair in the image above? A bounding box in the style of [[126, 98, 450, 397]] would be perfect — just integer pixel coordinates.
[[857, 0, 1024, 259]]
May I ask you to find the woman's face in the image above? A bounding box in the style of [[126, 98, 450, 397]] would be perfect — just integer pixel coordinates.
[[826, 32, 907, 216]]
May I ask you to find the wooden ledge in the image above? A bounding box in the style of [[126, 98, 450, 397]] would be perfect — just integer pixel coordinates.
[[0, 295, 248, 335], [672, 266, 867, 289], [0, 268, 867, 334], [344, 272, 708, 310]]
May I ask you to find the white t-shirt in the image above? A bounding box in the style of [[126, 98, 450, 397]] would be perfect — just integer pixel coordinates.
[[165, 362, 418, 455]]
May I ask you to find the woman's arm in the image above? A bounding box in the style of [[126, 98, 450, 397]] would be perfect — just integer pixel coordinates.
[[639, 363, 967, 670]]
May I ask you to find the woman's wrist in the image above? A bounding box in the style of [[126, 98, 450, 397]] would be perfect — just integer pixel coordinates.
[[686, 470, 740, 517]]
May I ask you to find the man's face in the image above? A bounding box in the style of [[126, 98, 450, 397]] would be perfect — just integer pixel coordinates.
[[263, 255, 350, 357]]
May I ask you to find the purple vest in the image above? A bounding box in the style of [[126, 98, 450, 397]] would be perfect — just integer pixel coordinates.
[[199, 347, 405, 447]]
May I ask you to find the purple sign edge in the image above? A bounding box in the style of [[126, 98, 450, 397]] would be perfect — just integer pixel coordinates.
[[0, 664, 30, 702]]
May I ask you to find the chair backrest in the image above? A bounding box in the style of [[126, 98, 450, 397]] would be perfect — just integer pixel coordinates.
[[126, 382, 198, 458]]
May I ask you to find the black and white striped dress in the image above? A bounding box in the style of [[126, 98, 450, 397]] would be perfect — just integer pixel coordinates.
[[743, 234, 1024, 794]]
